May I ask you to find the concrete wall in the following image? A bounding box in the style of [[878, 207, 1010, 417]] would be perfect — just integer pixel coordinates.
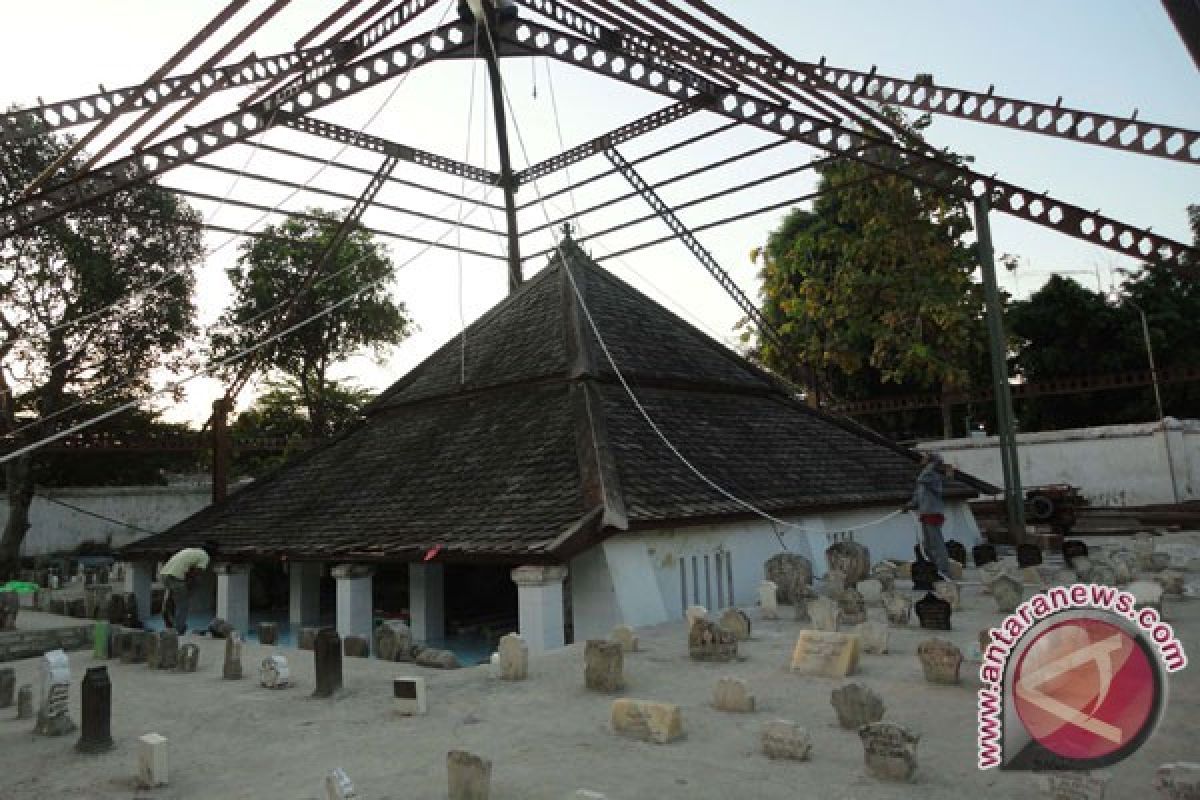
[[923, 418, 1200, 507], [0, 485, 212, 558], [570, 500, 981, 638]]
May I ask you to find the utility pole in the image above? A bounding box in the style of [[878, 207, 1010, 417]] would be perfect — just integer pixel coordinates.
[[475, 0, 523, 293], [975, 195, 1026, 543], [210, 397, 233, 504]]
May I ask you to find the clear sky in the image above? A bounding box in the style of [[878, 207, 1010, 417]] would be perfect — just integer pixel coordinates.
[[2, 1, 1197, 427]]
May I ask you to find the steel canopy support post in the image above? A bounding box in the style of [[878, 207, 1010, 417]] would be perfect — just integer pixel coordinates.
[[975, 195, 1025, 544], [479, 8, 524, 293]]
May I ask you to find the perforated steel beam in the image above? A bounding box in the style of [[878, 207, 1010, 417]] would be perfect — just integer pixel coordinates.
[[0, 47, 334, 145], [281, 114, 503, 185], [515, 101, 706, 185], [501, 19, 1198, 271], [603, 146, 785, 352], [0, 21, 476, 241]]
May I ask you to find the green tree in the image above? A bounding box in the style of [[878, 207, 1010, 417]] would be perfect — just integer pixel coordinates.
[[230, 379, 373, 477], [748, 110, 986, 439], [0, 118, 204, 577], [211, 209, 411, 438]]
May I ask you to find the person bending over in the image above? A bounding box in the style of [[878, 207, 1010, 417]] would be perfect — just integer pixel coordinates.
[[160, 541, 218, 635]]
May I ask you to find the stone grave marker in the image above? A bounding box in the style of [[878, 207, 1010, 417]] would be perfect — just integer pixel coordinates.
[[945, 540, 967, 567], [882, 592, 911, 627], [1158, 570, 1186, 597], [610, 698, 684, 744], [789, 631, 861, 678], [831, 682, 885, 730], [688, 619, 738, 662], [860, 722, 920, 782], [393, 676, 427, 716], [947, 559, 965, 581], [871, 563, 897, 593], [223, 631, 244, 680], [298, 626, 320, 650], [498, 633, 529, 680], [895, 561, 913, 580], [137, 733, 169, 788], [933, 580, 961, 611], [915, 592, 953, 630], [343, 635, 369, 658], [837, 588, 868, 625], [313, 629, 343, 697], [1062, 539, 1088, 567], [719, 608, 751, 641], [257, 622, 278, 646], [1134, 532, 1156, 569], [1091, 564, 1118, 587], [375, 621, 413, 662], [1111, 556, 1135, 585], [1017, 543, 1043, 568], [325, 767, 357, 800], [917, 638, 963, 685], [761, 720, 812, 761], [758, 580, 779, 619], [76, 666, 114, 753], [208, 617, 233, 638], [177, 643, 200, 673], [853, 621, 890, 655], [1035, 770, 1111, 799], [0, 668, 14, 709], [1128, 580, 1164, 614], [35, 649, 75, 736], [415, 647, 460, 669], [807, 595, 841, 632], [826, 541, 870, 586], [1149, 552, 1173, 572], [911, 560, 939, 592], [991, 575, 1024, 614], [822, 568, 847, 596], [685, 605, 708, 630], [0, 591, 18, 629], [16, 684, 33, 720], [120, 630, 150, 664], [973, 543, 998, 567], [764, 553, 812, 604], [713, 676, 755, 712], [857, 578, 884, 607], [260, 655, 291, 689], [585, 640, 624, 691], [793, 585, 817, 622], [610, 624, 638, 653], [1154, 762, 1200, 799]]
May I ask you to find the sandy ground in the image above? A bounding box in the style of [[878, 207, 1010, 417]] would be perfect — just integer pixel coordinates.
[[1, 535, 1198, 800]]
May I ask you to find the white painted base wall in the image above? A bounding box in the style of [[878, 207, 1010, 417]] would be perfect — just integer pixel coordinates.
[[1, 485, 213, 557], [569, 501, 981, 640], [923, 417, 1199, 507]]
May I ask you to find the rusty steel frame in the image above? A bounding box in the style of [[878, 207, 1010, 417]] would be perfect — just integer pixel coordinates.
[[498, 18, 1198, 271], [0, 20, 478, 240]]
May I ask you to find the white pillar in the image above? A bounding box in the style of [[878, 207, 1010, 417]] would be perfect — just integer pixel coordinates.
[[123, 561, 154, 623], [289, 562, 322, 629], [512, 565, 567, 654], [215, 563, 251, 635], [408, 563, 444, 643], [332, 564, 374, 648]]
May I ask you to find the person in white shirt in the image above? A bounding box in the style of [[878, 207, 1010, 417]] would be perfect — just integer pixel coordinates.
[[160, 541, 218, 635]]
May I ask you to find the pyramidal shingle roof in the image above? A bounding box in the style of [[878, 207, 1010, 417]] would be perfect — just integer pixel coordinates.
[[122, 239, 982, 564]]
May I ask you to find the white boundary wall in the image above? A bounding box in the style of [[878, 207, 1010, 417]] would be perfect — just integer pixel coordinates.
[[921, 418, 1199, 507], [569, 500, 981, 640], [0, 485, 211, 557]]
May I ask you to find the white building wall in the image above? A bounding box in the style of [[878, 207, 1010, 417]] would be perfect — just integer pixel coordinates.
[[924, 418, 1200, 507], [570, 501, 980, 634], [0, 484, 213, 557]]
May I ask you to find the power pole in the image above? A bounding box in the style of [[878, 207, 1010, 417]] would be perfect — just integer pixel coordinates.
[[975, 195, 1026, 543], [210, 397, 233, 504]]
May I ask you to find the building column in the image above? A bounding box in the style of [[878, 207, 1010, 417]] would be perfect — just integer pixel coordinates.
[[215, 563, 251, 635], [123, 561, 154, 623], [408, 563, 444, 644], [512, 565, 567, 654], [332, 564, 374, 649], [289, 561, 323, 629]]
